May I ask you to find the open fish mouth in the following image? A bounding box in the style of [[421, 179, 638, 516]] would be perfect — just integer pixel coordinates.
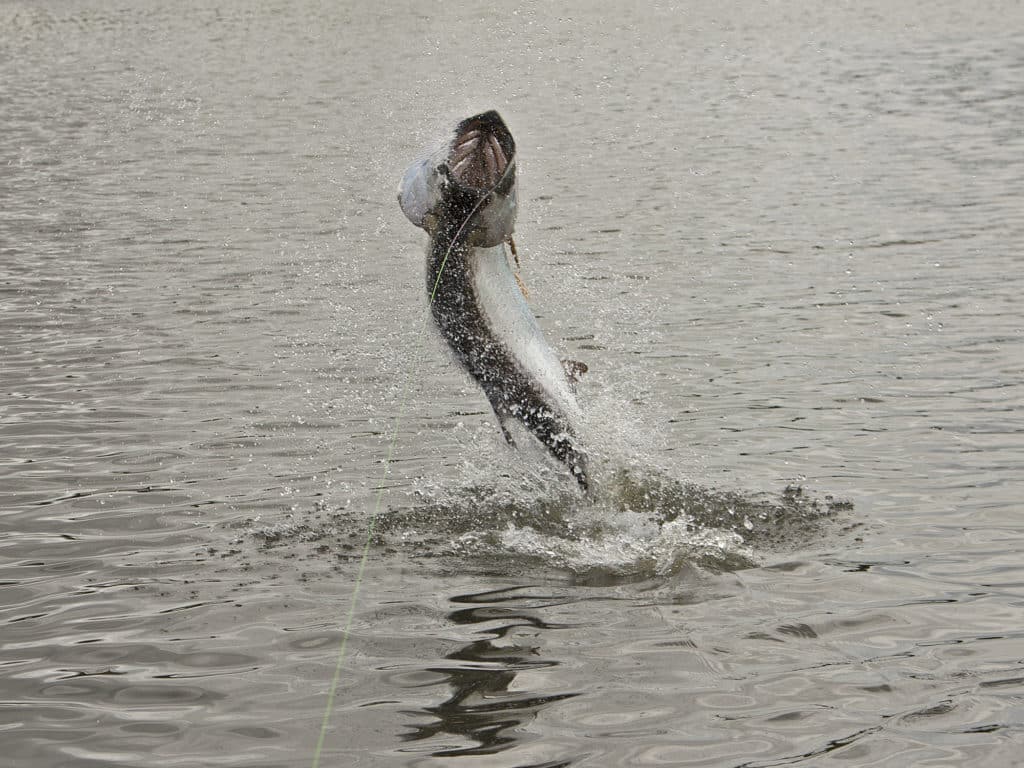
[[446, 111, 516, 192]]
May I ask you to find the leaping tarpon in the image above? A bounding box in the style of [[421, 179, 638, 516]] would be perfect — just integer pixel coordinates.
[[398, 110, 589, 489]]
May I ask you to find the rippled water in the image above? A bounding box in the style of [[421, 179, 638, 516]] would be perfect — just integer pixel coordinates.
[[3, 1, 1023, 765]]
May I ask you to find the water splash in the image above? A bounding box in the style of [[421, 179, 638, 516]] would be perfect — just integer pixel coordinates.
[[373, 465, 846, 580]]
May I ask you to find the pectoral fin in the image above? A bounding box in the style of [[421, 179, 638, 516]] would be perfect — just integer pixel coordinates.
[[506, 237, 529, 299], [561, 359, 589, 389], [513, 271, 530, 299], [490, 405, 517, 447]]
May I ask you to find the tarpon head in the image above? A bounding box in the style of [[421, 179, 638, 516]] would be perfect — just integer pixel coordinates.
[[398, 110, 517, 247]]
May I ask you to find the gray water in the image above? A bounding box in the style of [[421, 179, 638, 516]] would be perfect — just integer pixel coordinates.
[[3, 1, 1023, 765]]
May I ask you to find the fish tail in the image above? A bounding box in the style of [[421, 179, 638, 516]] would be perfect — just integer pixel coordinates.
[[529, 414, 589, 491]]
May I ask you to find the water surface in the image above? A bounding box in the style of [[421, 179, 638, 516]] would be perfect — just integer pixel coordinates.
[[2, 1, 1023, 765]]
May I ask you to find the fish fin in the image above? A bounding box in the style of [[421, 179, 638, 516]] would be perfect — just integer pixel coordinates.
[[514, 270, 530, 299], [491, 407, 517, 446], [499, 422, 517, 447], [561, 359, 589, 383], [505, 238, 529, 299], [507, 235, 520, 269]]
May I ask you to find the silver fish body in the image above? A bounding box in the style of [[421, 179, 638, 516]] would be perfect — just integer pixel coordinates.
[[398, 110, 588, 489]]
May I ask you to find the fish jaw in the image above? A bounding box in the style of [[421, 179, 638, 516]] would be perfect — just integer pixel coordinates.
[[398, 111, 518, 248]]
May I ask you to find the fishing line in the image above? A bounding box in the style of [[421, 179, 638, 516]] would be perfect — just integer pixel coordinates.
[[310, 179, 497, 768]]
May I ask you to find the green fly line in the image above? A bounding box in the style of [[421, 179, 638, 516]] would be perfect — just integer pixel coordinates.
[[310, 185, 495, 768]]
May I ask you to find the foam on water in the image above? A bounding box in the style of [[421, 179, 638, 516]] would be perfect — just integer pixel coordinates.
[[495, 514, 749, 577], [371, 453, 845, 581]]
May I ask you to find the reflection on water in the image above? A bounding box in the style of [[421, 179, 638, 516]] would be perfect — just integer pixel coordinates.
[[401, 588, 579, 759], [3, 0, 1024, 766]]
